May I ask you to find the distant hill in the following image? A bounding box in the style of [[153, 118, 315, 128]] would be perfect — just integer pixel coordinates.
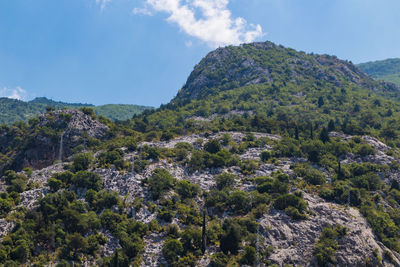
[[358, 58, 400, 86], [0, 97, 153, 124]]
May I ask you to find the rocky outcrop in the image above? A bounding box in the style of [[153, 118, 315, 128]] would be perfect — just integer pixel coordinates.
[[0, 219, 15, 240], [0, 110, 108, 173], [263, 193, 400, 266]]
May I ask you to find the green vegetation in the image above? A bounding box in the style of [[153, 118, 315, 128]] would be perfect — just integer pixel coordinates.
[[358, 58, 400, 86], [0, 97, 153, 125], [313, 224, 348, 266]]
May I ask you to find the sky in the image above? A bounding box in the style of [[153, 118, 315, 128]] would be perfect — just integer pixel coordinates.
[[0, 0, 399, 107]]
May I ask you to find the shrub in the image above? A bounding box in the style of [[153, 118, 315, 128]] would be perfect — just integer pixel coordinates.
[[204, 139, 222, 154], [256, 177, 289, 194], [215, 173, 236, 190], [220, 221, 241, 255], [274, 193, 308, 220], [210, 252, 229, 267], [294, 164, 326, 185], [313, 225, 348, 266], [176, 180, 200, 199], [72, 171, 102, 191], [73, 153, 93, 171], [354, 144, 375, 157], [162, 239, 184, 264], [273, 138, 302, 157], [240, 246, 257, 266], [47, 178, 63, 192], [352, 172, 382, 191], [148, 168, 176, 200], [260, 150, 272, 162]]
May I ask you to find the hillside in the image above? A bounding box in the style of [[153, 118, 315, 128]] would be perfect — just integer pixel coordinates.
[[0, 97, 153, 124], [358, 58, 400, 86], [2, 42, 400, 266], [142, 42, 400, 139]]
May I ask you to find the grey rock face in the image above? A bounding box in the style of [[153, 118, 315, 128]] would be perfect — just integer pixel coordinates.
[[16, 110, 108, 171], [263, 193, 400, 266]]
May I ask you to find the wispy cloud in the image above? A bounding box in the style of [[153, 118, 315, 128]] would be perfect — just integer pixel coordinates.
[[0, 87, 28, 101], [133, 7, 154, 16], [133, 0, 263, 47], [96, 0, 111, 10]]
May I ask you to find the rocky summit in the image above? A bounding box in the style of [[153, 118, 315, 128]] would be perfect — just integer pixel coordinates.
[[2, 42, 400, 267]]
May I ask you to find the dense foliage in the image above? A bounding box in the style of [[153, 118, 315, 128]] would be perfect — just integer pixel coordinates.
[[0, 97, 152, 125], [358, 58, 400, 86]]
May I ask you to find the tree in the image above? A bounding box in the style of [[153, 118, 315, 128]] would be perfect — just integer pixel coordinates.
[[328, 119, 335, 131], [162, 239, 183, 264], [176, 180, 200, 199], [73, 153, 93, 171], [220, 221, 241, 255], [202, 209, 207, 255], [148, 168, 176, 200], [240, 246, 257, 266], [204, 139, 222, 154], [318, 96, 325, 107], [215, 173, 236, 190], [319, 127, 330, 143]]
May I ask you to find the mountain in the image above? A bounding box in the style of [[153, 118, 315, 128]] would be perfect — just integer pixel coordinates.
[[358, 58, 400, 86], [0, 97, 153, 124], [2, 42, 400, 266], [143, 42, 400, 138]]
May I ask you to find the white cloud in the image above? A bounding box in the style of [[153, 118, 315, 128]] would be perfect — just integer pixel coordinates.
[[0, 87, 28, 101], [96, 0, 111, 10], [185, 40, 193, 47], [134, 0, 264, 47], [133, 7, 154, 15]]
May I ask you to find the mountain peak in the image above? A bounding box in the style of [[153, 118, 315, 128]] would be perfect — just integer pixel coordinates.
[[174, 41, 398, 102]]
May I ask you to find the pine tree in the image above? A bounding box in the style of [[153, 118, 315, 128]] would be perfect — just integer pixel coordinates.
[[319, 127, 330, 143], [201, 209, 207, 255]]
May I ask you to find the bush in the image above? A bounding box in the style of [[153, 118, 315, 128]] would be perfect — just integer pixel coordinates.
[[274, 193, 308, 220], [354, 144, 375, 157], [72, 171, 102, 191], [294, 164, 326, 185], [210, 252, 229, 267], [313, 225, 348, 266], [220, 221, 241, 255], [47, 178, 63, 192], [176, 180, 200, 199], [0, 198, 12, 217], [352, 172, 382, 191], [215, 173, 236, 190], [162, 239, 184, 264], [148, 168, 176, 200], [260, 150, 272, 162], [73, 153, 93, 171], [273, 138, 302, 157], [256, 176, 289, 194], [240, 246, 257, 265], [204, 139, 222, 154]]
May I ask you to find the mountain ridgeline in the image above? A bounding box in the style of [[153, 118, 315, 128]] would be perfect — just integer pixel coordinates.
[[2, 42, 400, 266], [0, 97, 153, 125], [141, 42, 400, 139], [358, 58, 400, 87]]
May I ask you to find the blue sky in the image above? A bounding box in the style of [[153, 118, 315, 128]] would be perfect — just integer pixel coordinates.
[[0, 0, 399, 107]]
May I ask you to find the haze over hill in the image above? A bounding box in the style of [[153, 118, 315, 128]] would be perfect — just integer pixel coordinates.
[[0, 97, 153, 125], [358, 58, 400, 87]]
